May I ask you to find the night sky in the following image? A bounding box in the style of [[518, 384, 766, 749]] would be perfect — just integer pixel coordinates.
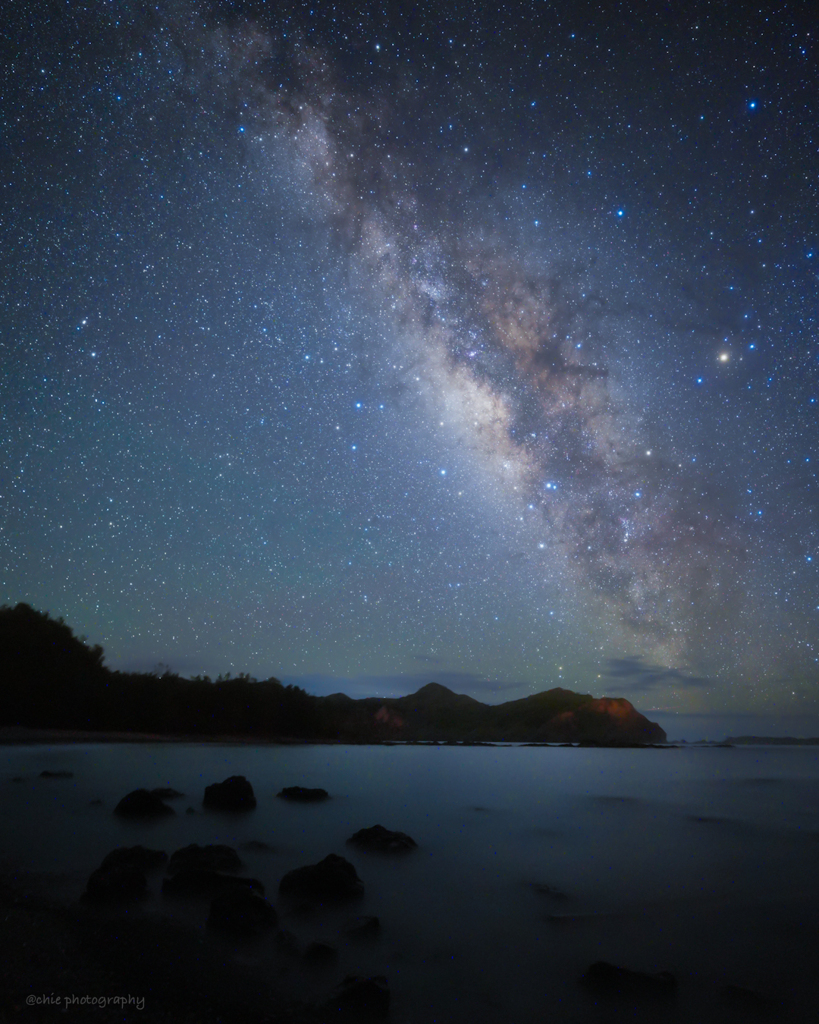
[[2, 1, 818, 737]]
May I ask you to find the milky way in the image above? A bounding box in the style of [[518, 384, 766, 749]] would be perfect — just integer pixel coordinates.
[[2, 0, 818, 731], [191, 21, 762, 667]]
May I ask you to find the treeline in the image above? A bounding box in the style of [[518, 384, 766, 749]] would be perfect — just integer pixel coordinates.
[[0, 603, 324, 738], [0, 603, 667, 744]]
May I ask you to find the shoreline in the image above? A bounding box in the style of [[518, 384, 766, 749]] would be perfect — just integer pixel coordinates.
[[0, 727, 682, 747], [0, 727, 330, 746]]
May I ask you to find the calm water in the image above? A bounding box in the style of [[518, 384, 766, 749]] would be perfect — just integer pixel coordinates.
[[3, 742, 819, 1022]]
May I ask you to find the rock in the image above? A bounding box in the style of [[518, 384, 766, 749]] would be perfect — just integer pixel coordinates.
[[579, 961, 676, 998], [10, 776, 24, 783], [113, 788, 175, 817], [279, 854, 363, 901], [83, 863, 147, 903], [530, 882, 569, 901], [185, 806, 195, 814], [39, 770, 73, 779], [202, 775, 256, 811], [162, 868, 264, 897], [277, 786, 329, 802], [719, 984, 779, 1010], [343, 915, 380, 939], [100, 846, 168, 872], [150, 787, 184, 799], [168, 844, 241, 874], [347, 824, 417, 852], [304, 942, 338, 964], [326, 975, 390, 1018], [89, 798, 103, 806], [240, 839, 273, 852], [207, 888, 277, 936], [275, 929, 300, 956]]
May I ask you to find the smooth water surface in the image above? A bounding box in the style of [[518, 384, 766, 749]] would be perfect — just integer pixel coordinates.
[[3, 742, 818, 1021]]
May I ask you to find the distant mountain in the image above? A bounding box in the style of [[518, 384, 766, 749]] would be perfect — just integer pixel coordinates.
[[316, 681, 667, 744], [0, 603, 666, 744]]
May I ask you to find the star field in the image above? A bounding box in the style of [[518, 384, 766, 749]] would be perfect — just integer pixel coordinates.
[[1, 0, 818, 733]]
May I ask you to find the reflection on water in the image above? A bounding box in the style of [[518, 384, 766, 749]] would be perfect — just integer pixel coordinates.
[[2, 742, 818, 1021]]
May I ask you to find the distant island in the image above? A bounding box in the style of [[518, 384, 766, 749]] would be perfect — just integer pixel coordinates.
[[0, 602, 666, 745], [725, 736, 819, 745]]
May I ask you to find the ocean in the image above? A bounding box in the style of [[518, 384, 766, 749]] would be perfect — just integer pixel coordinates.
[[3, 741, 818, 1021]]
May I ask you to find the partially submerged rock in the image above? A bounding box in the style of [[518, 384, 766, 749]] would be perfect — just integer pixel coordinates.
[[277, 786, 329, 802], [168, 844, 241, 874], [162, 868, 263, 898], [347, 824, 417, 852], [202, 775, 256, 811], [343, 915, 380, 940], [304, 942, 338, 964], [529, 882, 569, 901], [326, 975, 390, 1018], [114, 788, 175, 817], [100, 846, 168, 872], [279, 854, 363, 901], [208, 888, 277, 936], [39, 770, 73, 779], [579, 961, 676, 998], [719, 984, 780, 1011], [83, 863, 147, 904], [150, 786, 184, 799]]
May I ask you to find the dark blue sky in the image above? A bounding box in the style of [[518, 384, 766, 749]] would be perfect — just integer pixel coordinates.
[[2, 0, 818, 736]]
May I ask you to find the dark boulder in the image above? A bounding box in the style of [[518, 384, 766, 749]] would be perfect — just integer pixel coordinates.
[[325, 975, 390, 1018], [39, 770, 73, 779], [347, 824, 417, 852], [162, 868, 263, 897], [100, 846, 168, 872], [275, 929, 300, 956], [304, 941, 338, 964], [83, 863, 147, 903], [279, 854, 363, 901], [114, 788, 175, 817], [719, 984, 779, 1010], [580, 961, 676, 997], [529, 882, 569, 901], [150, 787, 184, 799], [202, 775, 256, 811], [168, 843, 241, 874], [343, 915, 380, 939], [207, 888, 277, 936], [241, 839, 273, 852], [277, 786, 329, 802]]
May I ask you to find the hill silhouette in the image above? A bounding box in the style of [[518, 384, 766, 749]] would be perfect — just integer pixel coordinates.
[[317, 680, 666, 744], [0, 604, 665, 744]]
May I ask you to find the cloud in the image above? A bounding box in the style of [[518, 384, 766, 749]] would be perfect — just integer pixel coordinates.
[[604, 655, 711, 692]]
